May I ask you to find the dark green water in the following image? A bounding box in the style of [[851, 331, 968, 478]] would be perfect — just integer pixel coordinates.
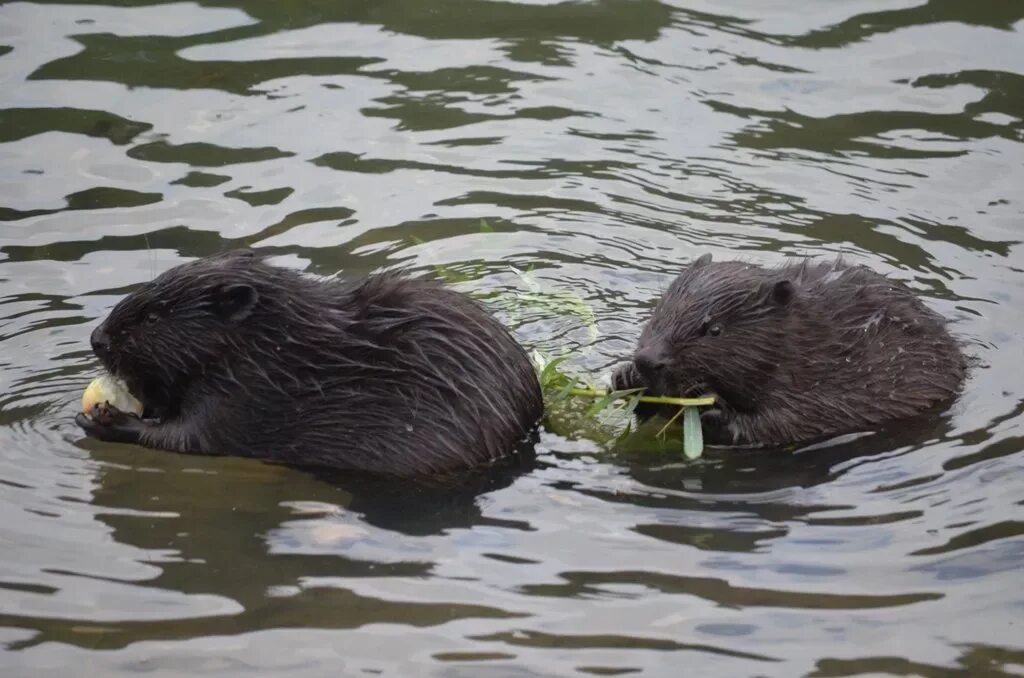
[[1, 1, 1022, 676]]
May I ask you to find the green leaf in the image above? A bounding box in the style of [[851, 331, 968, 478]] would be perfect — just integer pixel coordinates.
[[556, 378, 576, 398], [504, 266, 599, 343], [539, 354, 570, 387], [584, 391, 620, 417], [683, 407, 704, 460]]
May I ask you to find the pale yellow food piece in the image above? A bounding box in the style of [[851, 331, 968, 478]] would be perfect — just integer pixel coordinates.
[[81, 375, 143, 416]]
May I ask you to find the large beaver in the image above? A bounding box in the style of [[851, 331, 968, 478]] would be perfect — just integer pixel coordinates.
[[75, 249, 543, 476], [612, 254, 966, 447]]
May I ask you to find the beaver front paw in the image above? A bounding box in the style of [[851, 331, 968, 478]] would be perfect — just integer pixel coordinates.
[[611, 362, 643, 392], [75, 404, 146, 444]]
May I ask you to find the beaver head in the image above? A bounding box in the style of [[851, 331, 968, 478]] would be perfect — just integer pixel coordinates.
[[629, 254, 797, 413], [89, 249, 267, 418]]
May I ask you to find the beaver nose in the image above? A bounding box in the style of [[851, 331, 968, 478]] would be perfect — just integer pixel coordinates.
[[90, 325, 111, 358], [633, 347, 668, 380]]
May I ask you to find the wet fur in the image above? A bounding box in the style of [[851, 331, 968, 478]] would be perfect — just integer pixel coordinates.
[[80, 250, 543, 476], [613, 254, 966, 447]]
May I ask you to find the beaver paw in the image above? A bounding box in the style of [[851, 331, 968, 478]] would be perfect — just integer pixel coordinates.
[[611, 362, 642, 392], [75, 404, 145, 444]]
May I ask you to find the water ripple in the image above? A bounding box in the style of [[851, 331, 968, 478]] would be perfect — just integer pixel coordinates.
[[0, 0, 1021, 675]]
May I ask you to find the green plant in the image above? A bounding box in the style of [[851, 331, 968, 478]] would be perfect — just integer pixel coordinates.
[[412, 219, 713, 458], [531, 349, 713, 459]]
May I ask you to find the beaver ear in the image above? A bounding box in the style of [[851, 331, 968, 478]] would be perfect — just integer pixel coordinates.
[[213, 284, 258, 322], [693, 253, 712, 267], [220, 248, 256, 261], [755, 279, 794, 308], [769, 280, 794, 307]]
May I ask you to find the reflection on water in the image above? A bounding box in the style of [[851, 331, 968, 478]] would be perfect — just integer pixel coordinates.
[[1, 0, 1022, 675]]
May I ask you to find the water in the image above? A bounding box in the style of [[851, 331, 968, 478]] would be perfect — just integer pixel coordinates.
[[1, 0, 1022, 675]]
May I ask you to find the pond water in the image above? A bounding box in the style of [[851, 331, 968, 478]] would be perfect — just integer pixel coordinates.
[[1, 1, 1023, 676]]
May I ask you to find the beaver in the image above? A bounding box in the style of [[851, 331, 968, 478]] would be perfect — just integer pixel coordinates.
[[612, 254, 966, 447], [75, 249, 543, 476]]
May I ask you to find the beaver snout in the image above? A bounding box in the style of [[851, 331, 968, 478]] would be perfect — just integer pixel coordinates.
[[633, 346, 669, 382], [90, 325, 112, 360]]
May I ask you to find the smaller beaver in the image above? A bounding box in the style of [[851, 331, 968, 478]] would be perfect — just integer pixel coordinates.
[[612, 254, 966, 447], [75, 249, 543, 476]]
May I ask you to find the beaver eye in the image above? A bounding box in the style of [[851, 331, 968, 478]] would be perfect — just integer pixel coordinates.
[[705, 323, 723, 337], [145, 311, 160, 325]]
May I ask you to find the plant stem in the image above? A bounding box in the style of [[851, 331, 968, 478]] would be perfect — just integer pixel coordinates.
[[569, 388, 715, 407], [656, 405, 688, 438]]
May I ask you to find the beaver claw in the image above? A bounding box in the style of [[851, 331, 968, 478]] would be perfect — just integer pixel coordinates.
[[75, 404, 145, 444], [611, 362, 642, 392]]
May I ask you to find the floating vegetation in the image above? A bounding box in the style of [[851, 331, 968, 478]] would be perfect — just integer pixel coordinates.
[[419, 219, 714, 458], [532, 350, 714, 458]]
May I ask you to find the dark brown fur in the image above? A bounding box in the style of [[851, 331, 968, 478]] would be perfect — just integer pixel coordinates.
[[612, 254, 966, 447], [76, 250, 543, 476]]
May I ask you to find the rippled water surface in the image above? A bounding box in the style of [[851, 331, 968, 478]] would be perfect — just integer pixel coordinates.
[[1, 1, 1023, 675]]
